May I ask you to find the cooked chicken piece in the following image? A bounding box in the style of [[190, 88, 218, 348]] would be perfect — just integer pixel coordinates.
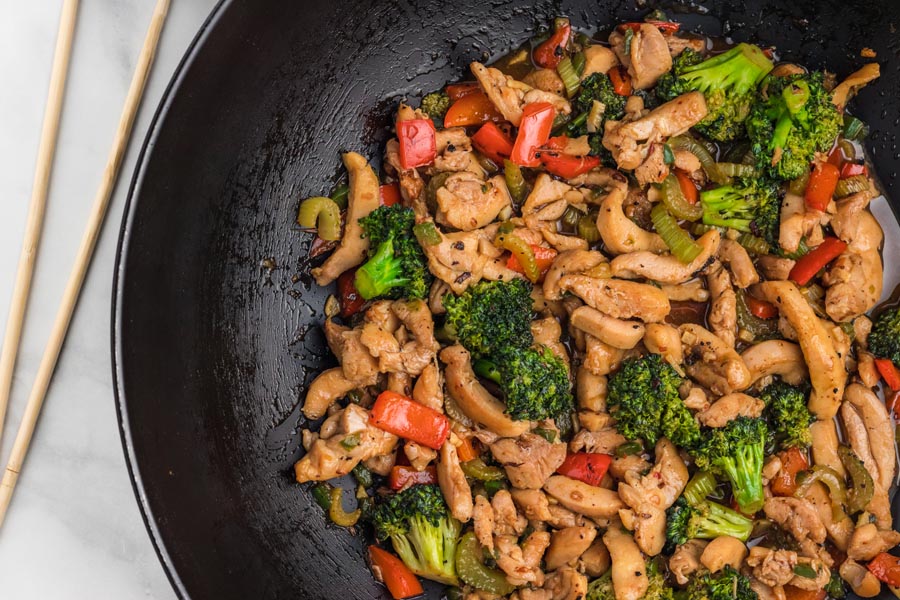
[[546, 503, 586, 529], [496, 531, 551, 586], [618, 439, 688, 511], [522, 174, 573, 216], [741, 340, 808, 387], [706, 260, 737, 348], [543, 567, 589, 600], [832, 63, 880, 109], [412, 361, 443, 412], [437, 439, 473, 522], [366, 299, 439, 376], [764, 497, 827, 547], [571, 427, 626, 455], [581, 44, 619, 78], [670, 540, 708, 585], [471, 62, 528, 126], [302, 367, 359, 420], [809, 419, 847, 478], [779, 191, 827, 255], [538, 226, 589, 253], [848, 523, 900, 561], [510, 488, 553, 522], [831, 187, 877, 245], [660, 281, 709, 303], [609, 454, 653, 481], [532, 315, 569, 369], [622, 503, 667, 556], [570, 306, 645, 350], [433, 127, 481, 174], [583, 335, 626, 376], [579, 410, 612, 432], [312, 152, 380, 285], [602, 92, 707, 169], [559, 274, 670, 322], [417, 221, 492, 293], [747, 546, 830, 590], [700, 536, 747, 572], [492, 489, 528, 536], [491, 432, 567, 489], [580, 538, 611, 578], [523, 88, 572, 115], [841, 400, 880, 487], [757, 255, 796, 281], [294, 404, 398, 482], [441, 345, 532, 437], [825, 204, 883, 322], [589, 170, 668, 255], [544, 475, 625, 518], [435, 172, 510, 231], [611, 229, 720, 285], [748, 578, 779, 600], [643, 323, 684, 367], [681, 384, 709, 411], [404, 441, 436, 472], [757, 281, 846, 418], [857, 351, 881, 388], [843, 383, 896, 491], [545, 525, 598, 571], [543, 252, 608, 302], [680, 324, 752, 395], [324, 321, 381, 386], [840, 558, 882, 598], [576, 368, 608, 413], [473, 494, 495, 552], [802, 480, 853, 551], [666, 35, 706, 57], [604, 525, 650, 600], [523, 68, 566, 95], [633, 142, 670, 186], [719, 239, 759, 288], [697, 393, 765, 427], [384, 138, 425, 211], [609, 24, 673, 89]]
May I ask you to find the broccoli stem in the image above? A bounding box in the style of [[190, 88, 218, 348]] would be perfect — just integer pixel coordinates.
[[354, 238, 410, 300], [718, 442, 765, 514], [694, 500, 755, 541]]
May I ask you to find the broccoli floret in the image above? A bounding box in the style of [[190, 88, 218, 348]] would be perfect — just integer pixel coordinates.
[[684, 567, 759, 600], [421, 91, 450, 120], [700, 179, 781, 247], [476, 346, 573, 422], [369, 484, 462, 585], [586, 559, 672, 600], [656, 44, 774, 141], [868, 305, 900, 366], [566, 73, 626, 157], [690, 417, 768, 514], [355, 205, 432, 300], [665, 497, 754, 551], [746, 71, 842, 181], [443, 279, 533, 357], [607, 354, 701, 449], [760, 380, 814, 450]]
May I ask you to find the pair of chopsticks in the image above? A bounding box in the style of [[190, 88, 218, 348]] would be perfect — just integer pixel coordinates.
[[0, 0, 171, 526]]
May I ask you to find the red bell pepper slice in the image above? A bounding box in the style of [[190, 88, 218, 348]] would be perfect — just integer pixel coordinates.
[[337, 269, 366, 318], [506, 244, 558, 279], [471, 122, 514, 164], [389, 465, 438, 490], [875, 358, 900, 392], [533, 23, 571, 69], [539, 152, 601, 179], [609, 66, 633, 96], [745, 295, 778, 320], [510, 103, 556, 167], [618, 21, 681, 33], [445, 82, 481, 102], [556, 452, 612, 487], [804, 162, 840, 212], [444, 91, 504, 128], [840, 162, 868, 179], [770, 447, 809, 497], [788, 237, 848, 286], [827, 144, 846, 167], [868, 552, 900, 587], [397, 118, 436, 170], [674, 169, 699, 205], [370, 391, 451, 450], [379, 183, 402, 206], [368, 545, 424, 600]]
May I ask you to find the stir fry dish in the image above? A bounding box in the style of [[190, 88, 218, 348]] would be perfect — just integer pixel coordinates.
[[292, 13, 898, 600]]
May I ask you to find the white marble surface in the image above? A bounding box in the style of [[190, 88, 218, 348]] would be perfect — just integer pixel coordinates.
[[0, 1, 218, 597]]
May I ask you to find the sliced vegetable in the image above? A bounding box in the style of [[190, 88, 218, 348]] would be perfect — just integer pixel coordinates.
[[370, 391, 451, 450], [795, 465, 848, 521], [745, 295, 778, 320], [456, 436, 478, 463], [793, 564, 819, 579], [660, 173, 703, 221], [533, 21, 571, 69], [771, 447, 809, 497], [444, 92, 504, 128], [297, 196, 342, 241], [557, 56, 581, 97], [615, 440, 643, 458], [674, 169, 699, 205], [397, 118, 436, 169], [312, 482, 333, 510], [804, 162, 840, 212], [369, 545, 424, 600], [506, 244, 557, 280], [330, 183, 350, 209], [736, 290, 780, 340], [875, 358, 900, 392], [352, 464, 374, 488], [788, 170, 811, 196], [510, 102, 556, 167], [783, 586, 825, 600], [669, 135, 728, 184], [834, 174, 869, 198], [379, 183, 402, 206], [337, 269, 366, 318], [840, 162, 868, 179], [455, 532, 516, 596], [716, 162, 759, 178], [577, 212, 601, 243], [329, 487, 362, 526], [495, 231, 541, 282], [556, 452, 612, 486], [389, 465, 438, 490], [571, 51, 586, 76], [609, 66, 632, 96], [869, 552, 900, 587], [736, 232, 771, 256], [683, 471, 717, 506], [842, 114, 869, 141], [839, 445, 875, 514], [460, 457, 506, 481], [650, 202, 703, 263], [471, 122, 514, 165], [539, 151, 601, 179], [503, 159, 528, 204], [412, 221, 442, 246], [445, 82, 480, 102], [473, 358, 502, 384], [788, 237, 848, 286]]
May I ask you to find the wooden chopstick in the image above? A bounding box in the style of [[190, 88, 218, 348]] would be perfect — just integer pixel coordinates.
[[0, 0, 171, 526], [0, 0, 80, 442]]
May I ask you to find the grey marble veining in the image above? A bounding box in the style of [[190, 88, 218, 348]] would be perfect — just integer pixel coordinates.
[[0, 1, 218, 598]]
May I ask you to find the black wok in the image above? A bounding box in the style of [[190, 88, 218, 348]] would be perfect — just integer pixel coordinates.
[[113, 1, 900, 598]]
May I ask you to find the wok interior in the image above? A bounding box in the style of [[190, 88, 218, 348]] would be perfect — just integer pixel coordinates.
[[115, 0, 900, 598]]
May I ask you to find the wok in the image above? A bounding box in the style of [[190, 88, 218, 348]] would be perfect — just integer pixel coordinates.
[[112, 0, 900, 598]]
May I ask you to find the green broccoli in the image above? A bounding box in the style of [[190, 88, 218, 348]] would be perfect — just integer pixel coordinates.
[[868, 305, 900, 366], [421, 91, 450, 120], [746, 71, 842, 181], [759, 380, 814, 450], [565, 73, 626, 158], [607, 354, 701, 449], [665, 497, 754, 551], [355, 205, 432, 300], [586, 559, 672, 600], [656, 44, 773, 141], [684, 567, 759, 600], [700, 179, 780, 247], [442, 279, 534, 357], [474, 346, 573, 422], [369, 484, 462, 585], [690, 417, 768, 514]]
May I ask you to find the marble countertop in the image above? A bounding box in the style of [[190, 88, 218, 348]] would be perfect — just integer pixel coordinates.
[[0, 1, 218, 597]]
